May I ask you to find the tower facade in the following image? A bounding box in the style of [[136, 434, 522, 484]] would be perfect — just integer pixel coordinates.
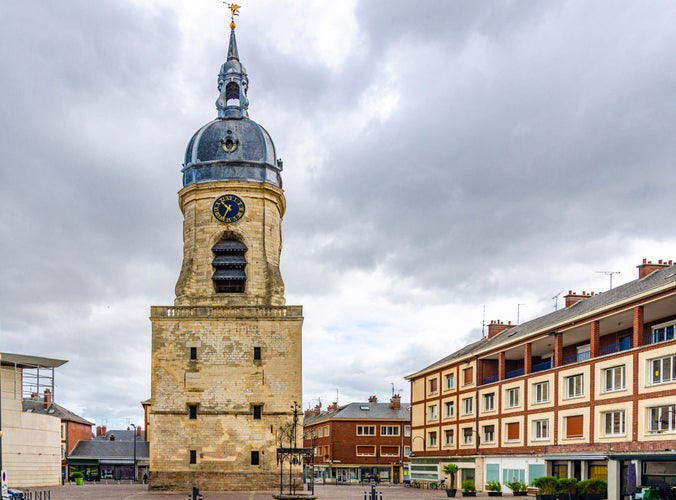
[[149, 16, 303, 491]]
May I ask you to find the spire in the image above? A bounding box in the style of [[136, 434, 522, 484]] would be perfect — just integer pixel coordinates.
[[216, 4, 249, 119]]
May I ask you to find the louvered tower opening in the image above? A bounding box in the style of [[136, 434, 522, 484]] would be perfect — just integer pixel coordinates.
[[212, 237, 247, 293]]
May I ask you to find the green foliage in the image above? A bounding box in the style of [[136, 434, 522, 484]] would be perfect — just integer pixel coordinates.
[[557, 477, 578, 493], [505, 480, 528, 492], [462, 480, 476, 492], [71, 471, 84, 479], [577, 478, 607, 494], [486, 480, 501, 491], [443, 463, 459, 488], [531, 476, 559, 494]]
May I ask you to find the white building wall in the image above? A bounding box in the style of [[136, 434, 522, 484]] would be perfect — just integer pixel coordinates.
[[1, 365, 61, 488]]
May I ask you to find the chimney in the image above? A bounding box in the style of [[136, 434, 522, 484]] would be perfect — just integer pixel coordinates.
[[327, 402, 338, 411], [638, 258, 673, 279], [313, 404, 321, 416], [43, 388, 52, 409], [102, 425, 107, 437], [368, 395, 378, 403], [137, 425, 142, 437], [487, 320, 512, 338], [391, 394, 401, 409], [564, 290, 594, 308]]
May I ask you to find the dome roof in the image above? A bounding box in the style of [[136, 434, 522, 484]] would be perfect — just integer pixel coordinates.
[[181, 24, 282, 188], [182, 117, 281, 187]]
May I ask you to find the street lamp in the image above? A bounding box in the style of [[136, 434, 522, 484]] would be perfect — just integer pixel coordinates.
[[303, 430, 317, 495], [129, 424, 137, 482]]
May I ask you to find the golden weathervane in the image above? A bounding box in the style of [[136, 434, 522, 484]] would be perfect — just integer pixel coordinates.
[[225, 3, 241, 29]]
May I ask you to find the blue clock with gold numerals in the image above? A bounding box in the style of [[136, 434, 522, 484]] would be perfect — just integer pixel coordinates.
[[212, 194, 246, 224]]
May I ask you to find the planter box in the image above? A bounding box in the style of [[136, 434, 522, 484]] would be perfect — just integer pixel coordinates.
[[446, 490, 457, 497], [462, 493, 476, 497], [536, 495, 557, 500], [488, 493, 502, 497], [513, 493, 527, 497]]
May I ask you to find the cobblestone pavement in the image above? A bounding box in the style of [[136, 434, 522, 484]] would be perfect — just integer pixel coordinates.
[[21, 483, 500, 499]]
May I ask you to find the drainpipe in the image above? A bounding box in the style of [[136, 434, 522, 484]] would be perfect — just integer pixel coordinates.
[[475, 356, 480, 456]]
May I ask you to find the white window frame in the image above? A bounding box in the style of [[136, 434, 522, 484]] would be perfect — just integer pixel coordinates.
[[428, 431, 437, 447], [446, 373, 455, 390], [444, 429, 454, 446], [533, 419, 549, 440], [462, 427, 473, 445], [603, 410, 625, 436], [566, 374, 584, 398], [604, 365, 626, 392], [533, 381, 549, 404], [380, 425, 400, 436], [428, 404, 438, 421], [357, 425, 375, 436], [483, 392, 495, 412], [650, 355, 676, 385], [483, 424, 495, 443], [506, 387, 520, 408], [444, 401, 455, 418], [462, 397, 473, 415], [649, 405, 676, 433]]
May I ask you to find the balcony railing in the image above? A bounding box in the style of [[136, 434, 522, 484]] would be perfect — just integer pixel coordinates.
[[532, 359, 553, 373], [482, 374, 499, 385], [599, 338, 632, 356], [645, 328, 675, 345], [506, 367, 525, 379], [563, 350, 590, 366]]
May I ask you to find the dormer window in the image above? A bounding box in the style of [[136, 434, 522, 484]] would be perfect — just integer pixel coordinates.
[[212, 237, 247, 293]]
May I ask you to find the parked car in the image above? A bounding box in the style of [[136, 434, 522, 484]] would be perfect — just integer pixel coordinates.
[[7, 489, 25, 500]]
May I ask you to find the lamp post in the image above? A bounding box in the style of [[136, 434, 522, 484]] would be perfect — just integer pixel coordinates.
[[304, 429, 317, 495], [129, 424, 137, 482]]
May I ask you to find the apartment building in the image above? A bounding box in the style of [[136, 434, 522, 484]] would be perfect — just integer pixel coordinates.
[[303, 395, 411, 485], [406, 259, 676, 498]]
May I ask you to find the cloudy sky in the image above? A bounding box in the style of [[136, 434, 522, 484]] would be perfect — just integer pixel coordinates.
[[2, 1, 676, 429]]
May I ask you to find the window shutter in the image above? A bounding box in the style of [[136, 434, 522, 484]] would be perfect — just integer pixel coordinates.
[[566, 415, 584, 437], [506, 422, 520, 440]]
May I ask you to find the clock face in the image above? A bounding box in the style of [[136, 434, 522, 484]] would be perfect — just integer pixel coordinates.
[[212, 194, 246, 224]]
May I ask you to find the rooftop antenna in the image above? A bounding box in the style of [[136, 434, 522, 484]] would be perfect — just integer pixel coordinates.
[[335, 389, 339, 406], [482, 304, 486, 338], [596, 271, 620, 290], [517, 303, 525, 324], [552, 290, 564, 311]]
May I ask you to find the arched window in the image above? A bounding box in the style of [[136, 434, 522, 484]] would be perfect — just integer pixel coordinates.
[[225, 82, 240, 107], [211, 237, 247, 293]]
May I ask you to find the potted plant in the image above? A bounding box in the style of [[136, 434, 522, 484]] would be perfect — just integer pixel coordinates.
[[71, 471, 84, 486], [443, 463, 460, 497], [506, 480, 528, 496], [486, 480, 502, 496], [577, 479, 607, 500], [557, 477, 580, 500], [462, 480, 477, 497], [531, 476, 559, 500]]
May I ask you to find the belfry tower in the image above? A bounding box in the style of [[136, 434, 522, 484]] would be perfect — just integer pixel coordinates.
[[149, 7, 303, 491]]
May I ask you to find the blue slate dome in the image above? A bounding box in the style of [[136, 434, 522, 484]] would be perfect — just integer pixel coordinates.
[[182, 26, 282, 188]]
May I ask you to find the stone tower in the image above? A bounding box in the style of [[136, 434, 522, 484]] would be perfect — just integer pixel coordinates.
[[149, 11, 303, 491]]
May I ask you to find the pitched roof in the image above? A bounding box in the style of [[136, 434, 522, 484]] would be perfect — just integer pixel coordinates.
[[304, 401, 410, 425], [22, 399, 93, 426], [69, 439, 149, 460], [409, 263, 676, 377]]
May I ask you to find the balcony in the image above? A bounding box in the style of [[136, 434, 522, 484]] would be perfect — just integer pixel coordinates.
[[482, 374, 499, 385], [506, 367, 524, 379], [599, 338, 632, 355], [563, 350, 590, 366], [532, 359, 553, 373], [645, 327, 675, 346]]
